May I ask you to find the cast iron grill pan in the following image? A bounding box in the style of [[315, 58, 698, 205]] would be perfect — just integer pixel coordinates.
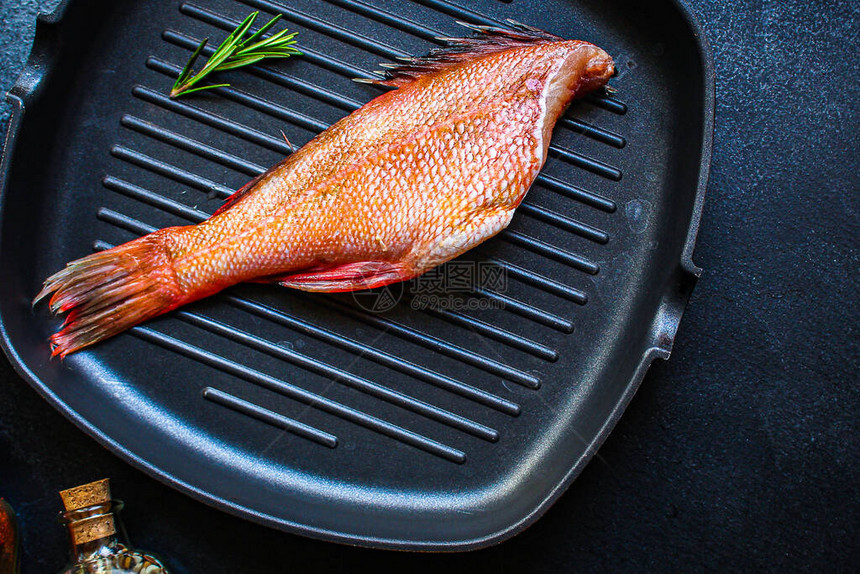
[[0, 0, 712, 550]]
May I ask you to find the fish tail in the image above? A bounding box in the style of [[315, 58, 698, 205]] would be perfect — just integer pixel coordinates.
[[34, 232, 184, 358]]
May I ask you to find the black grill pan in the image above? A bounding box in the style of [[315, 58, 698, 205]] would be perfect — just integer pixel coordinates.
[[0, 0, 712, 550]]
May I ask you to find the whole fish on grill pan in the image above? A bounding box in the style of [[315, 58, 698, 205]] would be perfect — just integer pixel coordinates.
[[35, 23, 615, 357]]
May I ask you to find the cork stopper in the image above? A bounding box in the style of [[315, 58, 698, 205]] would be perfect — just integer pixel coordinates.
[[60, 478, 111, 511], [59, 479, 116, 544]]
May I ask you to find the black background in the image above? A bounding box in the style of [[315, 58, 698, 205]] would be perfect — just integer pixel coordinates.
[[1, 1, 857, 572]]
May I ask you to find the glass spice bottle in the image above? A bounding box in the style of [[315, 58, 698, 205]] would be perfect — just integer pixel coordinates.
[[0, 498, 20, 574], [58, 479, 169, 574]]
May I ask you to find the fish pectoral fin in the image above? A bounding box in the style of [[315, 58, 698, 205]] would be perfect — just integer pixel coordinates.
[[275, 261, 410, 293]]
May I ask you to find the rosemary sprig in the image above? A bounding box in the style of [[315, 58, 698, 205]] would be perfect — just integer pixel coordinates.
[[170, 11, 300, 98]]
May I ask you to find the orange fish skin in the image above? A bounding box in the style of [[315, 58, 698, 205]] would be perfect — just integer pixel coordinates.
[[36, 28, 614, 357]]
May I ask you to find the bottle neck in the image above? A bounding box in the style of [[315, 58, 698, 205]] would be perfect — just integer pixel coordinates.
[[67, 534, 122, 564], [60, 500, 126, 564]]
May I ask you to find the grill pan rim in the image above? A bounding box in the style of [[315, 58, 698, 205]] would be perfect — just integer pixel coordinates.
[[0, 0, 714, 551]]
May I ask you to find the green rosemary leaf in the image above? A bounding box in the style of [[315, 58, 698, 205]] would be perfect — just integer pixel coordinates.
[[169, 11, 299, 98], [235, 50, 297, 59], [215, 56, 267, 71], [199, 13, 256, 74], [171, 38, 209, 94], [238, 13, 282, 49], [236, 31, 299, 58]]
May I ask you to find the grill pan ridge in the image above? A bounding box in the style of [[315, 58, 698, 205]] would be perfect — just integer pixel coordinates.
[[0, 0, 713, 550]]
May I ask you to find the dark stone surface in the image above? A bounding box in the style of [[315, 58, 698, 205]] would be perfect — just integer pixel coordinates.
[[1, 1, 857, 572]]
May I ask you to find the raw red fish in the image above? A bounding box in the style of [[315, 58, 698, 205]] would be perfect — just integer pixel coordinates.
[[35, 23, 614, 357]]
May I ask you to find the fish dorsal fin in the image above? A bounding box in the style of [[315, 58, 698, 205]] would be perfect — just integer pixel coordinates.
[[364, 21, 562, 88]]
